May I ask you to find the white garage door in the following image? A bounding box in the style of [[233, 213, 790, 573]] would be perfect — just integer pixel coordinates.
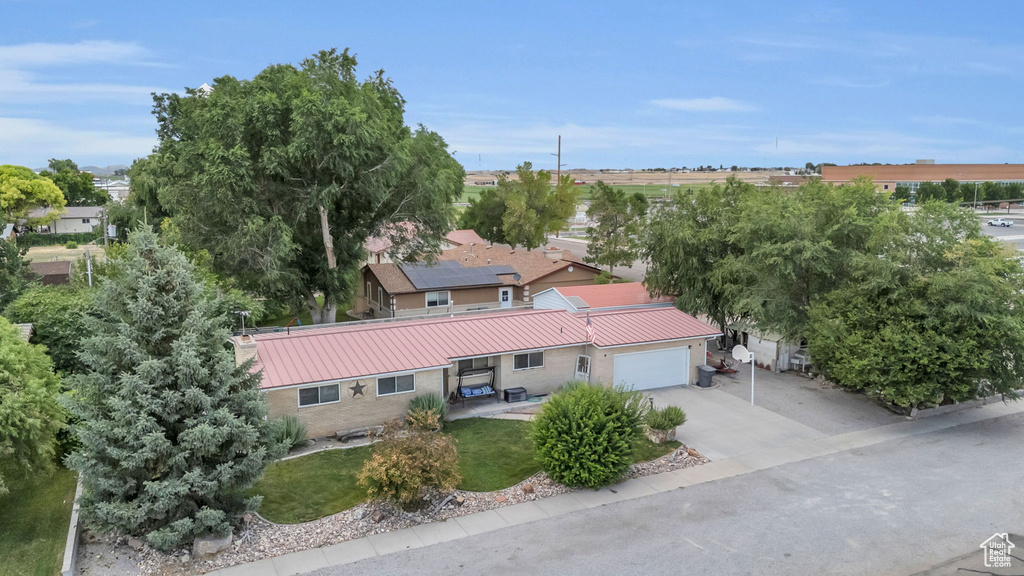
[[613, 347, 690, 390]]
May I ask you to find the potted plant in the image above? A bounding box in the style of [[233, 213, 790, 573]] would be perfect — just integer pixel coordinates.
[[645, 405, 686, 443]]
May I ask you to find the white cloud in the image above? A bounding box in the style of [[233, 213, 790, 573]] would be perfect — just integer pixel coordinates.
[[0, 117, 156, 166], [0, 40, 152, 67], [0, 69, 162, 104], [649, 97, 758, 113]]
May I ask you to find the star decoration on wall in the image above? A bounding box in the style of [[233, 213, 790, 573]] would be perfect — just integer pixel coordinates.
[[349, 381, 366, 397]]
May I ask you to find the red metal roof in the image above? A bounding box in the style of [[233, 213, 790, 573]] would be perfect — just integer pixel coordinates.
[[445, 229, 487, 246], [587, 307, 718, 347], [248, 308, 719, 389], [555, 283, 674, 309]]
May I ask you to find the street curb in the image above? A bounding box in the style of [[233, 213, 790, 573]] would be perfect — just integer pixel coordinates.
[[61, 477, 83, 576], [208, 399, 1024, 576]]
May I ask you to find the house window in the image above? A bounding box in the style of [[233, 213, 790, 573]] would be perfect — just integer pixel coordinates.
[[297, 383, 341, 407], [426, 291, 450, 307], [513, 351, 544, 370], [82, 219, 91, 224], [377, 373, 415, 396], [378, 287, 384, 311], [457, 357, 489, 373], [365, 281, 371, 298]]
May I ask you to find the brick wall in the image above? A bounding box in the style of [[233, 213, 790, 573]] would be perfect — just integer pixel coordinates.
[[265, 369, 444, 439]]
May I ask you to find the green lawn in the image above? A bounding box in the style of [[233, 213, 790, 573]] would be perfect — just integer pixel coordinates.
[[250, 444, 372, 524], [444, 418, 540, 492], [0, 466, 77, 576], [252, 417, 682, 523], [259, 296, 358, 328]]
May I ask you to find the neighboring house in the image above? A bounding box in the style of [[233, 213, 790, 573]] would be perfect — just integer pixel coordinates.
[[15, 324, 33, 342], [363, 228, 487, 266], [232, 307, 720, 438], [729, 326, 807, 373], [29, 260, 72, 285], [1, 223, 14, 242], [532, 282, 674, 313], [357, 244, 604, 318], [28, 206, 104, 234]]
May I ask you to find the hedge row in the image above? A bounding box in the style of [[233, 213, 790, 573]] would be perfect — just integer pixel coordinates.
[[16, 232, 100, 247]]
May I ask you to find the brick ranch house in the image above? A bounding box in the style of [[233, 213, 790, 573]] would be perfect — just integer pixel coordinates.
[[357, 244, 604, 318], [232, 307, 720, 439]]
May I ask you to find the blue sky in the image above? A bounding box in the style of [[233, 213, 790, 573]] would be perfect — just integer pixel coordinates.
[[1, 1, 1022, 171]]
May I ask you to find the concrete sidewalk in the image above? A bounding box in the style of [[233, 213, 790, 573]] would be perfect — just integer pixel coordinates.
[[207, 398, 1024, 576]]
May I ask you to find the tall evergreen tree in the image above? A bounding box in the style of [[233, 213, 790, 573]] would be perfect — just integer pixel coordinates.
[[64, 228, 274, 551]]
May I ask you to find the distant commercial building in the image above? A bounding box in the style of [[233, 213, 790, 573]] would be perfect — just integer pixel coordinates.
[[822, 162, 1024, 193]]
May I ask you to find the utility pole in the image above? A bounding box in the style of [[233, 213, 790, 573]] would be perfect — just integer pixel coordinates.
[[556, 135, 562, 183]]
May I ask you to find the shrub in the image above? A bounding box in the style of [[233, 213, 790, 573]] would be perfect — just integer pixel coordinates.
[[646, 405, 686, 431], [530, 382, 647, 489], [272, 415, 308, 451], [407, 393, 447, 431], [358, 420, 461, 508], [65, 241, 79, 249]]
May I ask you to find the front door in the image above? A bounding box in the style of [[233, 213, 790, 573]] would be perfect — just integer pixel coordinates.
[[499, 287, 512, 308], [575, 354, 591, 381]]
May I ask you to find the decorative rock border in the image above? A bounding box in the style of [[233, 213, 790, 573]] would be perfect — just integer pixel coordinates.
[[130, 443, 708, 575], [910, 389, 1024, 419]]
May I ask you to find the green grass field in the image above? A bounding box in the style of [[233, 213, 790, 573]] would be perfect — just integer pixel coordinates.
[[458, 183, 712, 203], [0, 466, 77, 576]]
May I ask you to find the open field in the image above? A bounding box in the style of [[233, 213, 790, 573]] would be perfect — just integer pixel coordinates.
[[459, 182, 716, 203], [466, 168, 783, 187], [24, 243, 106, 263]]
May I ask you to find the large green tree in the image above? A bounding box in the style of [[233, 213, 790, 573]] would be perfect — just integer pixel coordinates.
[[40, 166, 108, 206], [808, 202, 1024, 410], [0, 165, 66, 225], [64, 228, 274, 551], [585, 182, 648, 277], [0, 316, 63, 495], [0, 238, 34, 311], [460, 162, 580, 250], [3, 285, 95, 375], [642, 177, 752, 342], [145, 48, 464, 323], [723, 177, 887, 339]]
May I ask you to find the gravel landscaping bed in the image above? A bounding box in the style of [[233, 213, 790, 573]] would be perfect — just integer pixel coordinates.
[[89, 443, 707, 575]]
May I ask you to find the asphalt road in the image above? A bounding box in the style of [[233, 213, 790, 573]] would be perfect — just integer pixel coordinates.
[[307, 412, 1024, 576], [980, 215, 1024, 251], [544, 237, 648, 283]]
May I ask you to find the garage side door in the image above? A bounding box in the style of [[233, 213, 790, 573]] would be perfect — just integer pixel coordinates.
[[612, 347, 690, 390]]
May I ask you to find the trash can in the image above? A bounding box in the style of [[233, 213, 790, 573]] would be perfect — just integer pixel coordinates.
[[696, 365, 716, 388]]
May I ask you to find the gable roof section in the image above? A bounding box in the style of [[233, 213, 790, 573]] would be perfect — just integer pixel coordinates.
[[439, 244, 599, 286], [399, 260, 517, 290], [445, 229, 486, 246], [249, 307, 720, 389], [553, 283, 674, 309]]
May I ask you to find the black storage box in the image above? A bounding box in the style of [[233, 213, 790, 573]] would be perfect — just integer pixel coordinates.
[[504, 387, 527, 403]]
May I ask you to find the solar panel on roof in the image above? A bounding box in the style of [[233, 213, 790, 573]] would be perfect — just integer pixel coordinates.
[[399, 261, 514, 290]]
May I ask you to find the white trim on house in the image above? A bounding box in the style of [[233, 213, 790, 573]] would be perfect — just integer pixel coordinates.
[[594, 334, 721, 349], [296, 382, 342, 407], [376, 372, 416, 396], [263, 365, 448, 392], [512, 350, 545, 370], [447, 342, 584, 362], [425, 290, 450, 308]]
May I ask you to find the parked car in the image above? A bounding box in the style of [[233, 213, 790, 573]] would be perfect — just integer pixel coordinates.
[[988, 218, 1014, 227]]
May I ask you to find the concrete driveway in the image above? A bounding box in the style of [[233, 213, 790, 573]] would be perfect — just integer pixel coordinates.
[[713, 362, 907, 435], [647, 385, 825, 460]]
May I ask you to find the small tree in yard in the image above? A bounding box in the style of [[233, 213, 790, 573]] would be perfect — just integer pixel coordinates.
[[63, 228, 274, 551], [530, 382, 647, 489], [358, 418, 460, 508], [585, 181, 648, 277], [0, 317, 63, 495]]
